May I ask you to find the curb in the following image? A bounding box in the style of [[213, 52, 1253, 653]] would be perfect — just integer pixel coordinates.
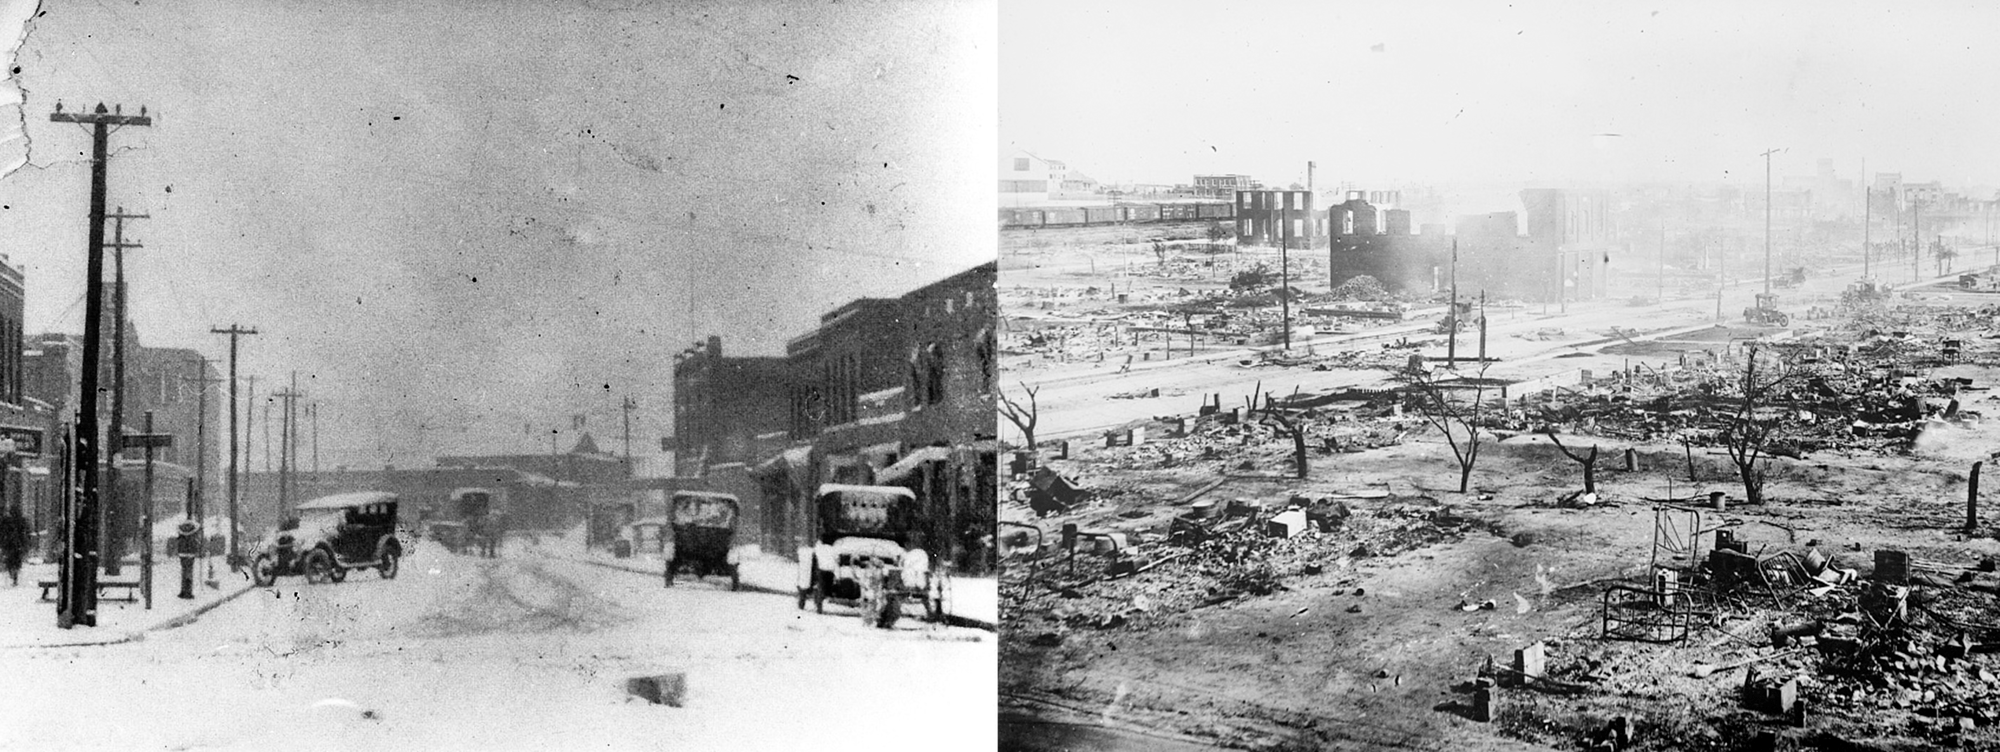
[[144, 581, 259, 632], [554, 552, 997, 631], [0, 580, 257, 649]]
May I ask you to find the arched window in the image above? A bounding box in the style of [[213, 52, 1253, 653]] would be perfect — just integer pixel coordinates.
[[974, 327, 994, 394], [925, 342, 946, 405]]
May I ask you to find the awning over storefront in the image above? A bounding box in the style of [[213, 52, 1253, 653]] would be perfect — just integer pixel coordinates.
[[754, 445, 815, 475], [874, 446, 954, 484]]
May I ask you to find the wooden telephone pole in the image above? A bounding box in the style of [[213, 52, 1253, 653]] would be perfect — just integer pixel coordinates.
[[274, 374, 303, 515], [621, 396, 637, 479], [102, 207, 146, 577], [51, 102, 151, 629], [209, 325, 258, 570]]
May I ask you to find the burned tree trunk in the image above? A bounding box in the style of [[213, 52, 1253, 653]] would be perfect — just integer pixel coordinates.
[[1262, 409, 1310, 480], [1544, 432, 1600, 495]]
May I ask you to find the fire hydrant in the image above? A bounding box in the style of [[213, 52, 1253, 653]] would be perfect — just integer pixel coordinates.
[[174, 521, 202, 600]]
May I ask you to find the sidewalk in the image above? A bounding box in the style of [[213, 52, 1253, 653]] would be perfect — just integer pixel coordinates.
[[526, 532, 996, 630], [0, 556, 257, 649]]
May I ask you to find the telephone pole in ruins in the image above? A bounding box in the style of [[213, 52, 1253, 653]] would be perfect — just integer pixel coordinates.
[[50, 103, 151, 628], [209, 325, 257, 570]]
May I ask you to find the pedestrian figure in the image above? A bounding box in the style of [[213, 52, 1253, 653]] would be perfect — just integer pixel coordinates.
[[0, 504, 27, 587], [1118, 354, 1133, 373]]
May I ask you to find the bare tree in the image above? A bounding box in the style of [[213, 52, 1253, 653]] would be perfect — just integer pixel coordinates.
[[1543, 430, 1600, 494], [1152, 239, 1168, 266], [999, 382, 1040, 456], [1718, 343, 1804, 506], [1257, 386, 1311, 480], [1402, 361, 1497, 494], [1206, 222, 1232, 254]]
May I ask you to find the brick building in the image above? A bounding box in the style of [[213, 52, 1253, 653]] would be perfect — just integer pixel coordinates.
[[672, 335, 789, 478], [757, 262, 998, 573], [1235, 189, 1316, 249], [1192, 174, 1259, 200]]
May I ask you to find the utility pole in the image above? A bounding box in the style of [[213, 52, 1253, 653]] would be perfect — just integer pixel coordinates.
[[1914, 199, 1923, 283], [1477, 289, 1488, 362], [51, 101, 151, 629], [1447, 238, 1459, 364], [209, 325, 257, 569], [274, 375, 302, 516], [102, 207, 145, 577], [1657, 220, 1666, 303], [1862, 158, 1869, 280], [1279, 191, 1291, 350], [1761, 148, 1780, 297], [621, 396, 636, 479], [139, 411, 155, 610], [180, 359, 219, 522]]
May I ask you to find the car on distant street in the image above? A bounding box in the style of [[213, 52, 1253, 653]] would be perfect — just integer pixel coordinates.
[[251, 491, 405, 586]]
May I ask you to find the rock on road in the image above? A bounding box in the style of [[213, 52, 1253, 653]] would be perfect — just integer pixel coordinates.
[[0, 543, 994, 752]]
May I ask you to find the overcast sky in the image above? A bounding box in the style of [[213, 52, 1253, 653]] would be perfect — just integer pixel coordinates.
[[1002, 1, 2000, 204], [0, 0, 995, 469]]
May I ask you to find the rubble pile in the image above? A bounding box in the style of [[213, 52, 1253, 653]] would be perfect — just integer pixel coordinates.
[[1003, 497, 1482, 636]]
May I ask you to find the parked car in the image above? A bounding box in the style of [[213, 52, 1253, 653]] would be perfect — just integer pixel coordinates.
[[424, 487, 494, 555], [252, 491, 404, 586], [795, 484, 943, 628], [663, 491, 741, 589], [615, 515, 670, 558]]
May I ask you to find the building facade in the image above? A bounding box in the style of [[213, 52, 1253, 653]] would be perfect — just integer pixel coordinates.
[[1234, 189, 1316, 249], [672, 335, 790, 478], [1193, 174, 1259, 200], [757, 262, 999, 573]]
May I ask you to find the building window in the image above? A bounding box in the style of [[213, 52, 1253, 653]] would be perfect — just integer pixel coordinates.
[[1240, 193, 1251, 207], [925, 343, 946, 405], [975, 327, 994, 394]]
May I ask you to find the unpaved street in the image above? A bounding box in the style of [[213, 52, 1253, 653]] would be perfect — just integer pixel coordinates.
[[3, 543, 994, 752]]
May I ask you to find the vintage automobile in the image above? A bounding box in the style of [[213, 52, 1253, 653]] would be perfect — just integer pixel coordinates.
[[663, 491, 742, 589], [252, 491, 404, 586], [425, 487, 495, 555], [615, 515, 669, 558], [795, 483, 944, 628]]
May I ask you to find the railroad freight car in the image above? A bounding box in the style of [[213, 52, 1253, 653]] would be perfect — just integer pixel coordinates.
[[1195, 202, 1234, 219], [998, 207, 1044, 228], [1042, 207, 1089, 226], [1082, 206, 1122, 224], [1122, 204, 1160, 222]]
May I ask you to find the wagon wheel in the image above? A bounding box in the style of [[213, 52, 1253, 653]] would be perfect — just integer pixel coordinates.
[[378, 549, 400, 580]]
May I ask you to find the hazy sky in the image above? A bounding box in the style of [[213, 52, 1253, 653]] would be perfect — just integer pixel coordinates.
[[1002, 1, 2000, 202], [0, 0, 996, 468]]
